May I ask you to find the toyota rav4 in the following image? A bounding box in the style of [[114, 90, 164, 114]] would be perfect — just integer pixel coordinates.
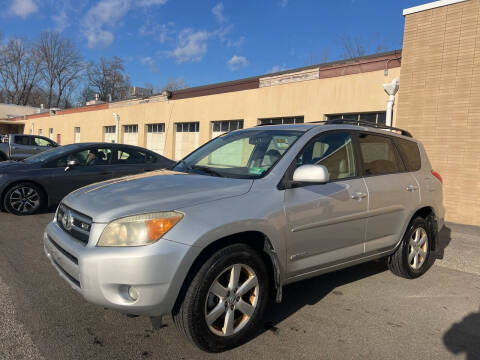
[[44, 121, 444, 352]]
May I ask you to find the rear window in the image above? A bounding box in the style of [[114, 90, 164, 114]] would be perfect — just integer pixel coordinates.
[[14, 135, 32, 145], [395, 138, 421, 172], [357, 133, 405, 176]]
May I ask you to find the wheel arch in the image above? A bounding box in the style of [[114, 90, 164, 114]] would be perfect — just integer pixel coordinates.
[[173, 230, 282, 315], [408, 206, 438, 251]]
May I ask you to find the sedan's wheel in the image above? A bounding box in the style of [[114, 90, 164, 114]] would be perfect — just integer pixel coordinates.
[[3, 182, 44, 215], [389, 216, 431, 278], [173, 244, 270, 352]]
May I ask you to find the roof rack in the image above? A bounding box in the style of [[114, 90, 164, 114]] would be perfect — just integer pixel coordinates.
[[310, 119, 413, 138]]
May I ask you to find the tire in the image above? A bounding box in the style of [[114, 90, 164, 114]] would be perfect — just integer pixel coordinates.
[[3, 182, 45, 215], [389, 217, 431, 279], [173, 243, 270, 352], [0, 152, 6, 161]]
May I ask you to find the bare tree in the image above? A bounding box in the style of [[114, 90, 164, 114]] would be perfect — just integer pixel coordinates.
[[160, 77, 187, 92], [338, 33, 387, 60], [87, 56, 130, 102], [36, 31, 84, 108], [0, 36, 41, 105]]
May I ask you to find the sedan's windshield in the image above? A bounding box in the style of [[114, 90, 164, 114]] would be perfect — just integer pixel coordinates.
[[22, 144, 80, 164], [172, 129, 303, 179]]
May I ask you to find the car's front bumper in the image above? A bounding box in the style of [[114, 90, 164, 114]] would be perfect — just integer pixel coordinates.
[[44, 221, 200, 316]]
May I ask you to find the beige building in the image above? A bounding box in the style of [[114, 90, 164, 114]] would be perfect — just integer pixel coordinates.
[[397, 0, 480, 225], [9, 0, 480, 225], [16, 51, 401, 159], [0, 104, 40, 134]]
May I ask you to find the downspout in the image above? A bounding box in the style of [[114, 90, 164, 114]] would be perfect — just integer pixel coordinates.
[[113, 113, 120, 143], [382, 78, 399, 127]]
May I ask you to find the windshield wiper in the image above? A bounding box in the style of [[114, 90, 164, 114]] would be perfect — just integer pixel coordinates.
[[191, 165, 224, 177]]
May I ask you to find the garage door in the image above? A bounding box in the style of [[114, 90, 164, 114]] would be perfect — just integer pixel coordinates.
[[146, 123, 165, 155], [211, 120, 243, 139], [74, 127, 81, 143], [123, 125, 138, 146], [104, 126, 116, 143], [175, 122, 199, 160]]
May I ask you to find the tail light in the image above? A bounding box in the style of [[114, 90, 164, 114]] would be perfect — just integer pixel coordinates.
[[431, 170, 443, 184]]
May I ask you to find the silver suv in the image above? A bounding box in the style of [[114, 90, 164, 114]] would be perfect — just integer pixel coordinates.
[[44, 122, 444, 352]]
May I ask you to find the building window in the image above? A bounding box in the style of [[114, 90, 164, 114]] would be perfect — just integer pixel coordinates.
[[325, 112, 387, 125], [105, 126, 116, 134], [74, 127, 81, 143], [38, 129, 42, 136], [104, 126, 116, 143], [49, 128, 54, 140], [258, 116, 304, 125], [123, 125, 138, 133], [147, 123, 165, 133], [212, 120, 244, 133], [176, 122, 199, 132]]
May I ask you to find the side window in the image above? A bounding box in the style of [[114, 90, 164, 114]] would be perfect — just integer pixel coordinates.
[[14, 135, 32, 145], [357, 134, 405, 176], [34, 137, 54, 147], [55, 148, 112, 167], [395, 138, 421, 172], [117, 148, 148, 164], [297, 132, 357, 180]]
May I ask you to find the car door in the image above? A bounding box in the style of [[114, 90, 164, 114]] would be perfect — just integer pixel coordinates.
[[355, 132, 420, 255], [111, 147, 155, 178], [46, 147, 115, 203], [283, 131, 369, 278], [10, 135, 36, 160]]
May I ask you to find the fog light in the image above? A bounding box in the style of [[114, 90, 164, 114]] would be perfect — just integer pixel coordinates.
[[128, 286, 139, 301]]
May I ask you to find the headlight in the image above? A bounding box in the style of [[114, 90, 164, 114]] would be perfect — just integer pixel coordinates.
[[97, 211, 183, 247]]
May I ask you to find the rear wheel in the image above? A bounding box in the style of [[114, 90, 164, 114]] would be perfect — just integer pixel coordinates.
[[3, 182, 45, 215], [389, 217, 431, 278], [173, 244, 270, 352]]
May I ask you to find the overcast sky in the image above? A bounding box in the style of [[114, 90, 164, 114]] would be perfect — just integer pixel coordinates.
[[1, 0, 426, 89]]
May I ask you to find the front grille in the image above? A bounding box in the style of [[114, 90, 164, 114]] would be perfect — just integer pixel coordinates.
[[47, 235, 78, 265], [52, 258, 81, 288], [56, 204, 92, 245]]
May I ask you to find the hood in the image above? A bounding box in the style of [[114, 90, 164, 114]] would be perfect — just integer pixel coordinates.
[[63, 170, 253, 223], [0, 160, 38, 173]]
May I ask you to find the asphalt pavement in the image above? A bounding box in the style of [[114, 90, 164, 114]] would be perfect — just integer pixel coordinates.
[[0, 211, 479, 360]]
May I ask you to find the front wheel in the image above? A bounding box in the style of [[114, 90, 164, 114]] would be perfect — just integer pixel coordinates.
[[173, 244, 270, 352], [389, 217, 431, 278], [3, 182, 45, 215]]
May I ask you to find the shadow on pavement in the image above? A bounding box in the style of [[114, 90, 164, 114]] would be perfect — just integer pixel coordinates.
[[435, 225, 452, 260], [260, 260, 388, 334], [443, 308, 480, 360]]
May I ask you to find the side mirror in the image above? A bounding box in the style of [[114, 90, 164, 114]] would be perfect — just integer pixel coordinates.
[[292, 164, 329, 184], [65, 159, 79, 171]]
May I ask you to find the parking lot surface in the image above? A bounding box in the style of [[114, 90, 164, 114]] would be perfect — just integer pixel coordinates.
[[0, 211, 479, 360]]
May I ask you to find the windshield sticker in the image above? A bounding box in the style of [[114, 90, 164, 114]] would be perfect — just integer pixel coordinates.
[[249, 167, 266, 175]]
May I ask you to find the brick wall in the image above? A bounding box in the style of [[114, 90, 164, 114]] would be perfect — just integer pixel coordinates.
[[396, 0, 480, 225]]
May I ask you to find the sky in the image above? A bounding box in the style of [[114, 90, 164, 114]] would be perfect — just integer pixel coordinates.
[[0, 0, 428, 89]]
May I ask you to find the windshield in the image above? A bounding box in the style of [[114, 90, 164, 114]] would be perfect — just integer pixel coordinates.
[[22, 144, 79, 164], [172, 129, 303, 179]]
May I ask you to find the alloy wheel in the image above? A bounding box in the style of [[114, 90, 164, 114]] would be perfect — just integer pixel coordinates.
[[408, 227, 428, 270], [9, 186, 40, 214], [204, 264, 259, 337]]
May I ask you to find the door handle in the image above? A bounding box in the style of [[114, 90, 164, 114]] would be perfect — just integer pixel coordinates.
[[351, 192, 367, 200], [406, 185, 418, 192]]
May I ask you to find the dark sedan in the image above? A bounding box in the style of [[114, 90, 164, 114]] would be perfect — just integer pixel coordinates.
[[0, 142, 175, 215]]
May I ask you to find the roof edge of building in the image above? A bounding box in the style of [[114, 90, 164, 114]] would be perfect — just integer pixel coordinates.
[[403, 0, 468, 16], [15, 49, 402, 121]]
